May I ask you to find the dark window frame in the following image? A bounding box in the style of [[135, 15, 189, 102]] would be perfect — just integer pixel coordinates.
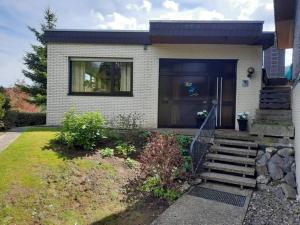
[[68, 57, 133, 97]]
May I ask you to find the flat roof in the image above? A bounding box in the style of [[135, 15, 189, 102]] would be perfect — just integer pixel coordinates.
[[45, 20, 274, 49]]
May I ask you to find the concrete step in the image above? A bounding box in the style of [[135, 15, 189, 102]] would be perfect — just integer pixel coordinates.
[[200, 172, 256, 188], [214, 139, 258, 148], [250, 123, 295, 138], [206, 153, 256, 165], [210, 145, 257, 157], [203, 162, 255, 176]]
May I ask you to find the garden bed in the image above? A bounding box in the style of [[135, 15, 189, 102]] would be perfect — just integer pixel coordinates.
[[0, 128, 169, 224]]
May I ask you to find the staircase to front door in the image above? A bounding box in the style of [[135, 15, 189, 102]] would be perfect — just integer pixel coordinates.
[[199, 131, 258, 189]]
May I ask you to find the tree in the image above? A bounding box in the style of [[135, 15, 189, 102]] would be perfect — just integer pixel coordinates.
[[18, 8, 57, 109]]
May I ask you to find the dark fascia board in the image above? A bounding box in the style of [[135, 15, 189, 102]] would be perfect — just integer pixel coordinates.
[[45, 29, 150, 45], [274, 0, 296, 48], [45, 21, 272, 48], [254, 32, 275, 50], [149, 20, 264, 37]]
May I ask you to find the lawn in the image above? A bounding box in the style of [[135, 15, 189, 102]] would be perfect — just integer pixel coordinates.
[[0, 127, 166, 225]]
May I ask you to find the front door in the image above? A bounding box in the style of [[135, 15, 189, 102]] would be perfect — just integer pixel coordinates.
[[158, 59, 237, 128]]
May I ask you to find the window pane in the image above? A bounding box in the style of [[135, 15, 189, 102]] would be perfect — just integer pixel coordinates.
[[71, 60, 132, 94], [113, 62, 132, 92]]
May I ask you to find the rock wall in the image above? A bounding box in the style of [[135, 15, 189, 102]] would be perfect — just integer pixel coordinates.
[[256, 147, 297, 199]]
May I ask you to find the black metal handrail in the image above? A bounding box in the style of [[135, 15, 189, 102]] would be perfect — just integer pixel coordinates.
[[189, 103, 217, 175]]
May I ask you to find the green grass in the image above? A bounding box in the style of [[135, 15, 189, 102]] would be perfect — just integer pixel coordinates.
[[0, 127, 163, 225]]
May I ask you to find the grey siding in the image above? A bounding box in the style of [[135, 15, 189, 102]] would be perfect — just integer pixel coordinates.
[[293, 0, 300, 79]]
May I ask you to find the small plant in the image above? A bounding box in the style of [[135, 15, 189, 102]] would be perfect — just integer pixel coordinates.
[[58, 109, 106, 150], [237, 112, 249, 120], [125, 158, 138, 169], [176, 135, 193, 173], [115, 143, 136, 157], [196, 110, 208, 119], [101, 148, 114, 157], [141, 176, 181, 202]]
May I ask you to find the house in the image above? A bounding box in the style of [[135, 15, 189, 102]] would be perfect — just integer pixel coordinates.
[[45, 21, 274, 129], [274, 0, 300, 196]]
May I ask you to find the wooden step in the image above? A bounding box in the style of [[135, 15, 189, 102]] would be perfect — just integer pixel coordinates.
[[214, 139, 258, 148], [206, 153, 256, 165], [203, 162, 255, 176], [214, 130, 256, 142], [210, 145, 257, 157], [200, 172, 256, 188]]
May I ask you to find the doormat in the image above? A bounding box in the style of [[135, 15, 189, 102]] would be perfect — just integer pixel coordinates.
[[188, 187, 246, 207]]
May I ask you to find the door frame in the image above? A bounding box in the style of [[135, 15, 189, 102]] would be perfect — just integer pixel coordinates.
[[157, 58, 237, 129]]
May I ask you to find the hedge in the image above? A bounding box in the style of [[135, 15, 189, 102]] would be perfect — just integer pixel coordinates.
[[5, 111, 46, 128]]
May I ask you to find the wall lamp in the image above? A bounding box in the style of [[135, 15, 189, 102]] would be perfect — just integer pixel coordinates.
[[247, 67, 255, 79]]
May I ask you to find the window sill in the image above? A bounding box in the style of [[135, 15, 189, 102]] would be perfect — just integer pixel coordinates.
[[68, 92, 133, 97]]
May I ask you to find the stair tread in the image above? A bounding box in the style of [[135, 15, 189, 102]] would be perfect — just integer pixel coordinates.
[[200, 172, 256, 187], [211, 145, 257, 156], [214, 139, 258, 148], [204, 162, 255, 175], [206, 153, 256, 165]]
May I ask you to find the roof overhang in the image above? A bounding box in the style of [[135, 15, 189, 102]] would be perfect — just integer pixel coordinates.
[[149, 21, 273, 49], [274, 0, 296, 48], [45, 21, 274, 49]]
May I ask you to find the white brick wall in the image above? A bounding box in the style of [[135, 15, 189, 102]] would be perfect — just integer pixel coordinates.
[[47, 43, 262, 129]]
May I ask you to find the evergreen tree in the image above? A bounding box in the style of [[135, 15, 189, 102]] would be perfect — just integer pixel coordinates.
[[18, 8, 57, 109]]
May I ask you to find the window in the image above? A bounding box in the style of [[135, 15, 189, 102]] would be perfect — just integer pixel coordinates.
[[69, 58, 133, 96]]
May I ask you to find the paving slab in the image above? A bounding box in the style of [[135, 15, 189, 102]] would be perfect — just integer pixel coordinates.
[[0, 127, 28, 153], [152, 183, 252, 225]]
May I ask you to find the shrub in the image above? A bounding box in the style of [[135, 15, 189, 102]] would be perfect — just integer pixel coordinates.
[[107, 112, 149, 147], [58, 110, 106, 150], [101, 148, 114, 157], [108, 112, 143, 129], [115, 143, 136, 157], [0, 91, 11, 130], [139, 133, 185, 192], [5, 111, 46, 127]]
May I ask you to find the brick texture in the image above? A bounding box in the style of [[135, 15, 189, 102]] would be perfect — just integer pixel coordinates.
[[47, 43, 262, 129]]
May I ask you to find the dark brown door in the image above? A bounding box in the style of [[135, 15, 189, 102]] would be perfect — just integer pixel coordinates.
[[158, 59, 236, 128]]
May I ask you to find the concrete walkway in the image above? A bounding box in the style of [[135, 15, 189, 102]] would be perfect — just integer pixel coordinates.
[[0, 127, 28, 153], [152, 183, 252, 225]]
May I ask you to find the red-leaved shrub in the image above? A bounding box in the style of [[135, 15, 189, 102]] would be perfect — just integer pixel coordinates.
[[5, 85, 39, 112], [139, 133, 185, 189]]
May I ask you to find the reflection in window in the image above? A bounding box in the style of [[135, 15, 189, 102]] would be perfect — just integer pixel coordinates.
[[70, 59, 132, 95]]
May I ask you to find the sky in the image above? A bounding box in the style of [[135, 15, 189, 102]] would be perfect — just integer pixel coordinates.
[[0, 0, 293, 87]]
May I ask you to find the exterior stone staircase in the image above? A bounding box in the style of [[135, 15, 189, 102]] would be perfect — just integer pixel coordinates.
[[250, 80, 294, 138], [199, 131, 258, 189]]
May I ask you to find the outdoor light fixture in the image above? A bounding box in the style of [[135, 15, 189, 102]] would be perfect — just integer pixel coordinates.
[[247, 67, 255, 78]]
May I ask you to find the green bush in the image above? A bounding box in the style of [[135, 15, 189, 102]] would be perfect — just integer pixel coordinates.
[[115, 143, 136, 157], [5, 111, 46, 128], [0, 92, 10, 130], [101, 148, 114, 157], [58, 110, 106, 150]]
